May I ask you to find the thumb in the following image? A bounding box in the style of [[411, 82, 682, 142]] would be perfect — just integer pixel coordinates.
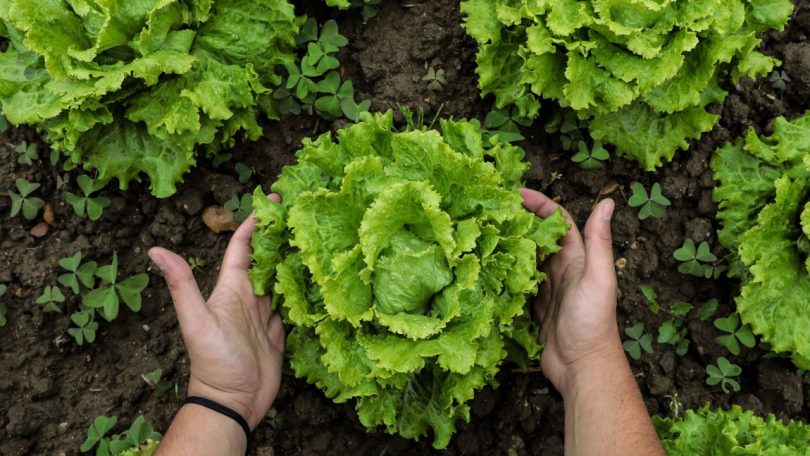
[[583, 199, 616, 282], [149, 247, 207, 328]]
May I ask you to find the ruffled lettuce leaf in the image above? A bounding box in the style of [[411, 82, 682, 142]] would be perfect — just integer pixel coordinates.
[[0, 0, 300, 197], [250, 111, 568, 448], [461, 0, 793, 170]]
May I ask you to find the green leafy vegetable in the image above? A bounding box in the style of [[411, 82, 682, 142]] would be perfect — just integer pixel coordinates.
[[249, 111, 568, 448], [460, 0, 794, 169], [712, 112, 810, 369], [655, 405, 810, 455], [0, 0, 301, 197]]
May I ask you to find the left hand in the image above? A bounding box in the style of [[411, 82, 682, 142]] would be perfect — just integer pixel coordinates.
[[148, 195, 285, 429]]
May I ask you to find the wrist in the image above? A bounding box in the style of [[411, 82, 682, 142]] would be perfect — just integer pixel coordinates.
[[187, 377, 258, 429], [559, 335, 628, 400]]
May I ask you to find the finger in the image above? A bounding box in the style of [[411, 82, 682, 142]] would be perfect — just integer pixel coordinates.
[[220, 193, 282, 276], [520, 188, 584, 253], [149, 247, 207, 325], [583, 199, 617, 282]]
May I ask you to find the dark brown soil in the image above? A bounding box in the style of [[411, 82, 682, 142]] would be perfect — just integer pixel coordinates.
[[1, 1, 808, 455]]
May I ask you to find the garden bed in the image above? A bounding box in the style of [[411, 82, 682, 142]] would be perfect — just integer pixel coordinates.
[[0, 0, 808, 454]]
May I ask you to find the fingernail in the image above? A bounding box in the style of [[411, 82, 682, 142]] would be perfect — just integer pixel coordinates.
[[601, 199, 615, 221], [148, 249, 166, 272]]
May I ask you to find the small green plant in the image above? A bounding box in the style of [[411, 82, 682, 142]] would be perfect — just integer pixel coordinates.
[[80, 415, 161, 456], [705, 357, 742, 394], [224, 193, 253, 223], [15, 141, 38, 165], [58, 252, 98, 294], [658, 320, 689, 356], [714, 313, 756, 356], [8, 178, 45, 220], [211, 152, 232, 168], [36, 286, 65, 313], [673, 239, 726, 278], [0, 284, 8, 327], [82, 253, 150, 321], [670, 301, 694, 318], [552, 111, 587, 152], [483, 107, 530, 143], [398, 104, 444, 132], [188, 257, 207, 272], [314, 72, 370, 121], [698, 298, 719, 321], [68, 310, 98, 345], [768, 70, 791, 91], [628, 182, 670, 220], [423, 66, 446, 91], [639, 284, 659, 313], [234, 163, 253, 184], [623, 323, 654, 360], [0, 113, 7, 133], [64, 175, 111, 221], [142, 368, 172, 396], [571, 140, 609, 169]]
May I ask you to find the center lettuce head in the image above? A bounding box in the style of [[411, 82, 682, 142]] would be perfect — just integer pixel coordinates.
[[249, 111, 568, 448]]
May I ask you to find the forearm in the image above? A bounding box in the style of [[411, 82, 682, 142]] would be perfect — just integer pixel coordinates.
[[562, 340, 664, 456], [155, 404, 247, 456]]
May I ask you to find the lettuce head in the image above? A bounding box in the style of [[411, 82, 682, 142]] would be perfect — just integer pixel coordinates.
[[0, 0, 300, 197], [460, 0, 793, 170], [249, 111, 568, 448], [712, 112, 810, 369]]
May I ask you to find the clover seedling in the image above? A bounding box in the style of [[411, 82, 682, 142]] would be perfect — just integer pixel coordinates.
[[80, 415, 117, 455], [555, 111, 587, 151], [628, 182, 670, 220], [670, 301, 693, 318], [108, 416, 162, 454], [483, 107, 530, 143], [673, 239, 722, 278], [9, 178, 45, 220], [224, 193, 253, 223], [705, 357, 742, 393], [571, 140, 609, 169], [58, 252, 98, 294], [188, 256, 207, 271], [68, 310, 98, 345], [64, 175, 111, 221], [212, 152, 232, 168], [714, 313, 756, 355], [658, 320, 689, 356], [82, 253, 150, 321], [623, 323, 653, 360], [698, 298, 719, 321], [314, 72, 371, 121], [640, 284, 659, 313], [0, 284, 8, 327], [36, 286, 65, 313], [80, 415, 161, 456], [16, 141, 38, 165], [234, 163, 253, 184], [423, 67, 446, 91], [142, 368, 172, 396], [769, 70, 791, 91]]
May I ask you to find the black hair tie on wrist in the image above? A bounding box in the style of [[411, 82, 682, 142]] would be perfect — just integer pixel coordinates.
[[182, 396, 251, 442]]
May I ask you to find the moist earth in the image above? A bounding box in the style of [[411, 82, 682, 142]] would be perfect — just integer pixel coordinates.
[[1, 1, 809, 455]]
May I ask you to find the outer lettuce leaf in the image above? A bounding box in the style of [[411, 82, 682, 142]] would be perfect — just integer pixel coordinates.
[[250, 111, 568, 448], [654, 405, 810, 455], [0, 0, 299, 197], [712, 112, 810, 369], [461, 0, 793, 170]]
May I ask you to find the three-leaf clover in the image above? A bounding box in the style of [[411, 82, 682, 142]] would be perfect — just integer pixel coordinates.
[[423, 67, 447, 91], [571, 140, 609, 169], [68, 310, 98, 345], [36, 286, 65, 313], [142, 368, 173, 396], [0, 284, 8, 327], [714, 313, 756, 355], [224, 193, 254, 224], [673, 239, 720, 278], [658, 320, 689, 356], [82, 253, 150, 321], [234, 163, 253, 184], [314, 72, 370, 121], [16, 141, 38, 165], [80, 415, 117, 455], [9, 178, 45, 220], [64, 175, 111, 221], [108, 416, 162, 454], [483, 108, 530, 143], [58, 252, 98, 294], [623, 323, 654, 360], [628, 182, 670, 220], [705, 357, 742, 394]]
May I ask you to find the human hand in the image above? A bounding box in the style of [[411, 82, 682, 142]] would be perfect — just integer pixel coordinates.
[[521, 189, 621, 398], [148, 195, 285, 429]]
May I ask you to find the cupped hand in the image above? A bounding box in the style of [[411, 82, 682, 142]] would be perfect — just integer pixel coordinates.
[[148, 194, 285, 429], [521, 188, 622, 397]]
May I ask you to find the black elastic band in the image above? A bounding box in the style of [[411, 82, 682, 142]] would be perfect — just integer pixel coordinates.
[[182, 396, 251, 442]]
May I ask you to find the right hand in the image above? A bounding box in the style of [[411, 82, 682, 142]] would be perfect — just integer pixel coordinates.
[[521, 188, 623, 398]]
